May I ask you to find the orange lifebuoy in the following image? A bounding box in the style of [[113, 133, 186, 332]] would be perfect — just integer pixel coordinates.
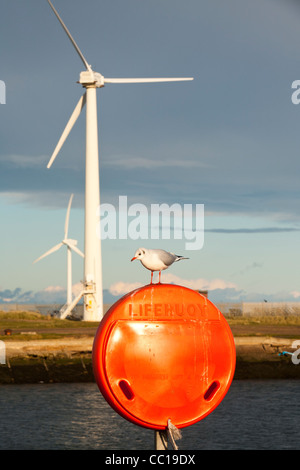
[[92, 284, 236, 430]]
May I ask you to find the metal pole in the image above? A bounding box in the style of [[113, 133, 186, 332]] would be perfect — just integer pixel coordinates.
[[155, 430, 168, 450]]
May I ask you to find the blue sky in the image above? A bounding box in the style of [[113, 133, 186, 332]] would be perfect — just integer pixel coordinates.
[[1, 0, 300, 305]]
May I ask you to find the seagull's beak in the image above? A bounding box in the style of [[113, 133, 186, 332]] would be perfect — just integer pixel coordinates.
[[131, 256, 137, 261]]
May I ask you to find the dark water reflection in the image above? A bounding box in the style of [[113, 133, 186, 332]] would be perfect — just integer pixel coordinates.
[[0, 380, 299, 450]]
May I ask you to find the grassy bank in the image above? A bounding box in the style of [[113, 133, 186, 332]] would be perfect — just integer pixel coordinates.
[[0, 310, 300, 383], [1, 310, 300, 341], [0, 311, 99, 331], [2, 310, 300, 329], [0, 354, 298, 384], [226, 314, 300, 326], [0, 311, 99, 341]]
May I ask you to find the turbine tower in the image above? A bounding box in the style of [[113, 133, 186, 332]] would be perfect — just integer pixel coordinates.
[[33, 193, 84, 317], [46, 0, 193, 321]]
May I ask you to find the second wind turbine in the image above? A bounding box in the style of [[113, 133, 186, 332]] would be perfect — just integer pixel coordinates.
[[46, 0, 194, 321]]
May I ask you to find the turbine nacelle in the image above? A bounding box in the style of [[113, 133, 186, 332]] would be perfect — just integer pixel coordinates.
[[78, 70, 194, 89], [63, 238, 78, 247], [79, 70, 105, 88]]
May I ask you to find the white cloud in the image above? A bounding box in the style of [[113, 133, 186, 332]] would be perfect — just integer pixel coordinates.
[[43, 285, 64, 293], [109, 281, 143, 296], [72, 282, 84, 297], [290, 291, 300, 299], [0, 190, 84, 209], [102, 155, 210, 170], [161, 273, 238, 291], [37, 283, 84, 301], [1, 154, 48, 168], [108, 275, 238, 297]]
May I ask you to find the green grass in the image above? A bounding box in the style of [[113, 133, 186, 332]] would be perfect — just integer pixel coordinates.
[[0, 311, 99, 330], [226, 315, 300, 326], [1, 310, 300, 342], [0, 311, 46, 320]]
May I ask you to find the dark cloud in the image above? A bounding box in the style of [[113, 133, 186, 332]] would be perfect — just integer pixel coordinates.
[[0, 288, 34, 303], [206, 227, 300, 234], [2, 0, 300, 221]]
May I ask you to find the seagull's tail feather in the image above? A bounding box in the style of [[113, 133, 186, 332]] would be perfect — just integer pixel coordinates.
[[175, 255, 189, 262]]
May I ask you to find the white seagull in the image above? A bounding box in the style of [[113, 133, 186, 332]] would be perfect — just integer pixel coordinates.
[[131, 247, 189, 284]]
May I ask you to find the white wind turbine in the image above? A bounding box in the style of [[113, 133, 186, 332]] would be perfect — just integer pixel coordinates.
[[45, 0, 193, 321], [33, 193, 84, 317]]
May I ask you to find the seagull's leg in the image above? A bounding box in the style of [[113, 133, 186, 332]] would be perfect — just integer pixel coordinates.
[[150, 271, 153, 284], [158, 271, 161, 284]]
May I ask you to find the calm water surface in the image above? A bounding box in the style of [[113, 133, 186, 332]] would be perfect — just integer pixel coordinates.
[[0, 380, 299, 450]]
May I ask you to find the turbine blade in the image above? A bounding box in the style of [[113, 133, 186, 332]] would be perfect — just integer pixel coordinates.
[[68, 243, 85, 258], [47, 0, 91, 71], [64, 239, 84, 258], [33, 242, 63, 264], [104, 77, 194, 84], [47, 93, 86, 169], [64, 193, 74, 239]]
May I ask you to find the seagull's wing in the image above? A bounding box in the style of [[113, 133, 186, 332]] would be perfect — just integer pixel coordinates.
[[154, 249, 177, 266]]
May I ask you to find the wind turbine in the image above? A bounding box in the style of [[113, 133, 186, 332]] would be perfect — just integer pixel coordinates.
[[45, 0, 194, 321], [33, 193, 84, 317]]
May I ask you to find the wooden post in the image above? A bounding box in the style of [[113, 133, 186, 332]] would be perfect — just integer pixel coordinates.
[[155, 430, 168, 450]]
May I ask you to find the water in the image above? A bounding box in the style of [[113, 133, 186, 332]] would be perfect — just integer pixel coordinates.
[[0, 380, 299, 450]]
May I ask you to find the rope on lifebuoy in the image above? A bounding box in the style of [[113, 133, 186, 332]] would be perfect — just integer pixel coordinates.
[[167, 419, 182, 450]]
